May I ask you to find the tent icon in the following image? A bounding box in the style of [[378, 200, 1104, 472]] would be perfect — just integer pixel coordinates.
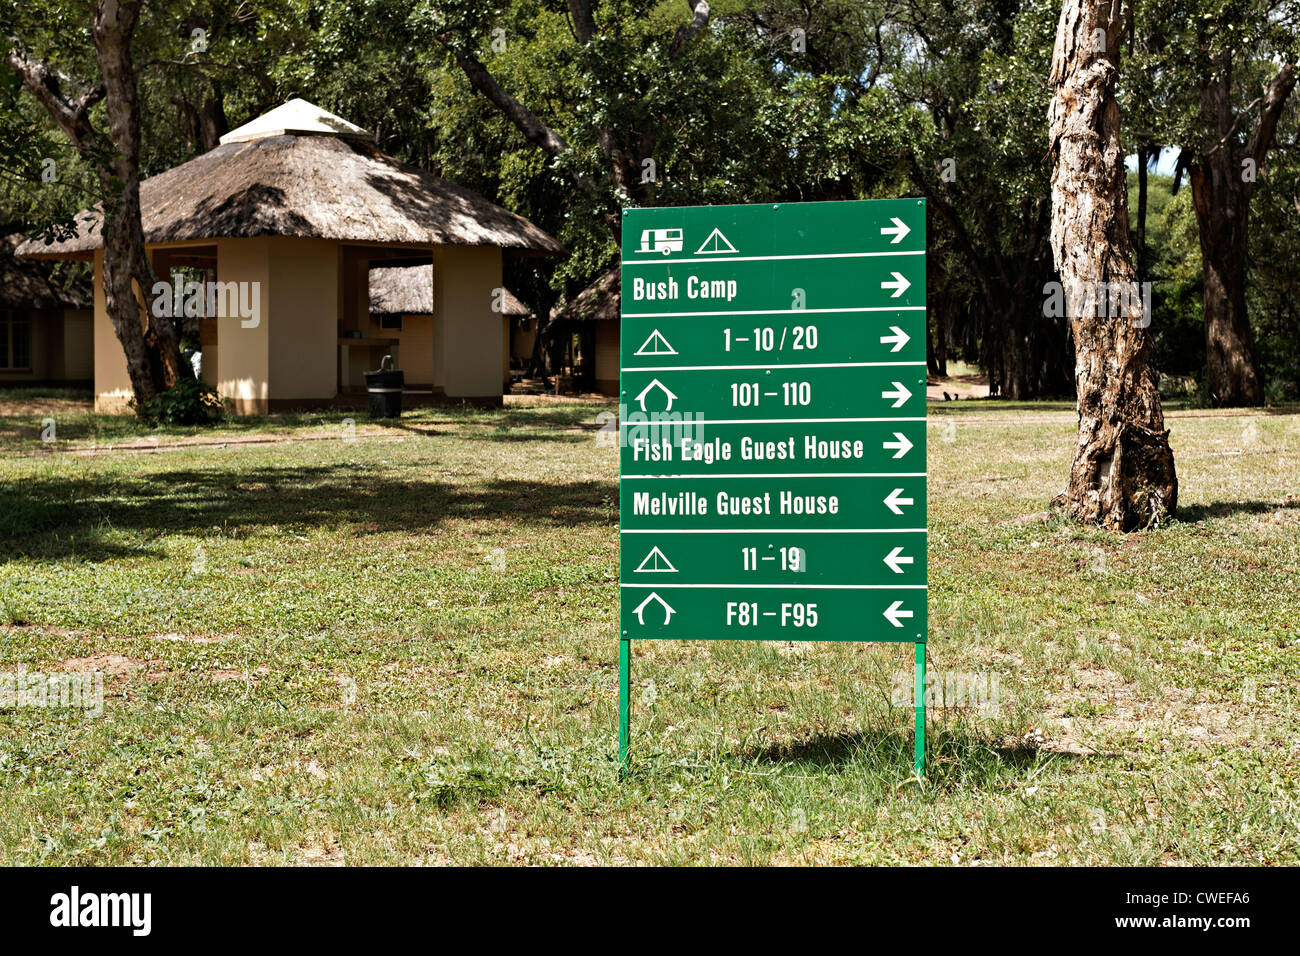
[[635, 547, 677, 573], [695, 227, 737, 255], [634, 329, 677, 356]]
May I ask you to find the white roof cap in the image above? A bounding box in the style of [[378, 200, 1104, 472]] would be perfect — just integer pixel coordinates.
[[219, 98, 375, 145]]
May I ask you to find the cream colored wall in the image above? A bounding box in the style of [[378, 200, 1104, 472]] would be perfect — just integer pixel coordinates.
[[266, 237, 338, 402], [92, 250, 133, 412], [395, 313, 434, 385], [63, 310, 92, 381], [215, 237, 270, 414], [502, 315, 510, 389], [431, 245, 504, 400]]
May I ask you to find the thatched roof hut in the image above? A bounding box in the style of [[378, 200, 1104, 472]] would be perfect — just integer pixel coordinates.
[[551, 265, 619, 323], [18, 98, 563, 260], [1, 233, 93, 386], [548, 265, 620, 396], [14, 98, 562, 413], [1, 233, 91, 309], [368, 263, 531, 318]]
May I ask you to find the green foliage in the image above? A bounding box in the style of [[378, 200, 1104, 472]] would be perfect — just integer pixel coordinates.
[[3, 0, 1298, 397], [131, 377, 226, 426]]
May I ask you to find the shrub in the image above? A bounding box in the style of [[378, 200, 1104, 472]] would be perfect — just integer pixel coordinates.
[[133, 377, 226, 426]]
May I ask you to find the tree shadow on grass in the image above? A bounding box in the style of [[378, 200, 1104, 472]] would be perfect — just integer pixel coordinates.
[[0, 463, 617, 563], [734, 726, 1091, 779], [1176, 499, 1299, 522]]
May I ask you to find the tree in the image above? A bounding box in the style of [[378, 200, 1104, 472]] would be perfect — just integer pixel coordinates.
[[1047, 0, 1177, 529], [909, 1, 1073, 399], [1186, 57, 1295, 406], [1130, 0, 1298, 406], [4, 0, 188, 404]]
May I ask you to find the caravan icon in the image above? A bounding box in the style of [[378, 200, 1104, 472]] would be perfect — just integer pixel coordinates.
[[638, 228, 683, 255]]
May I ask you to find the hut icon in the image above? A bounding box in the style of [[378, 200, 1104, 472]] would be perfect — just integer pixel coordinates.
[[633, 378, 677, 412], [633, 592, 676, 626]]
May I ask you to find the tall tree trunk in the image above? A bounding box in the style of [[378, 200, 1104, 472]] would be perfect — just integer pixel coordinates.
[[1048, 0, 1177, 530], [7, 2, 186, 406], [94, 0, 188, 396], [1190, 153, 1261, 406], [1188, 71, 1256, 406], [1185, 61, 1295, 407]]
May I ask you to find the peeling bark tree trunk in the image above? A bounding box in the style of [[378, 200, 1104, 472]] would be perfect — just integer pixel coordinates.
[[1047, 0, 1177, 530]]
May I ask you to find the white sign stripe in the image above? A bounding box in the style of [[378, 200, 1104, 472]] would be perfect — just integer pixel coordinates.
[[622, 250, 925, 265], [620, 361, 927, 372], [620, 416, 925, 426], [619, 583, 928, 590], [622, 306, 926, 318], [620, 472, 926, 479], [619, 528, 928, 534]]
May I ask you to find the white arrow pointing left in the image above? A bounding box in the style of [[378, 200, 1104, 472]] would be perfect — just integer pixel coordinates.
[[883, 600, 914, 628], [883, 431, 913, 458], [883, 546, 915, 574], [881, 272, 911, 298], [880, 217, 911, 244], [883, 488, 915, 515], [881, 381, 912, 408]]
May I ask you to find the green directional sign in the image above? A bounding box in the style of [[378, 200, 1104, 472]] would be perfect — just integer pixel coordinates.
[[617, 198, 929, 776]]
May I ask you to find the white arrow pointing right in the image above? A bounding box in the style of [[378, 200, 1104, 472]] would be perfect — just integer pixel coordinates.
[[880, 217, 911, 244], [880, 326, 910, 352], [881, 381, 912, 408], [883, 546, 915, 574], [881, 271, 911, 298], [883, 488, 915, 515], [882, 431, 913, 459], [883, 600, 914, 628]]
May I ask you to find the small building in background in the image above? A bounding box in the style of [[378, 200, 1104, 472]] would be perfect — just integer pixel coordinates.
[[548, 266, 619, 396], [0, 233, 93, 388], [367, 263, 534, 395], [17, 99, 562, 413]]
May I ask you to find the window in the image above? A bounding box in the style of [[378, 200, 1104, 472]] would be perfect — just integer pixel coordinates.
[[0, 311, 31, 371]]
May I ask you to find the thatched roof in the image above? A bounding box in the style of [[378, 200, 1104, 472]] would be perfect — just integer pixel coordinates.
[[551, 265, 619, 322], [0, 233, 92, 309], [17, 99, 563, 260], [368, 264, 530, 317]]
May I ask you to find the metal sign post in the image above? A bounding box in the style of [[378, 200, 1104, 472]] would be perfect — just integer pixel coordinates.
[[618, 199, 928, 777]]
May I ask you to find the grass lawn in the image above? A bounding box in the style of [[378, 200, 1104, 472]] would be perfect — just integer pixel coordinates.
[[0, 393, 1297, 865]]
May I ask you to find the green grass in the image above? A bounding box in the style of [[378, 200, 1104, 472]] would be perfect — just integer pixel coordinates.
[[0, 398, 1297, 865]]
